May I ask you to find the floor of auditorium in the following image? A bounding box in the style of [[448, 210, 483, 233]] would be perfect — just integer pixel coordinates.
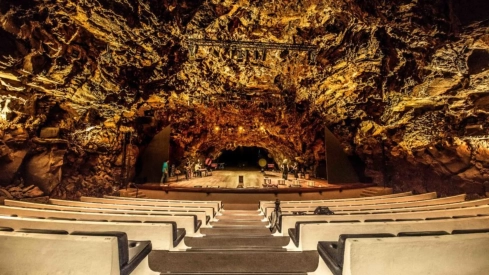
[[148, 209, 318, 274]]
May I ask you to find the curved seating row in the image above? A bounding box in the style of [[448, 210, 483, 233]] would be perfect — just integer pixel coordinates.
[[266, 194, 466, 221], [6, 199, 212, 225], [0, 205, 202, 235], [259, 191, 413, 211], [50, 199, 216, 220], [279, 202, 489, 235]]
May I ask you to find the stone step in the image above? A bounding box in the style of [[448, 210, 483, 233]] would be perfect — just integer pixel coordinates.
[[185, 236, 290, 248], [164, 273, 306, 275], [148, 250, 318, 273], [211, 220, 268, 226], [221, 210, 261, 215], [201, 228, 271, 236], [210, 224, 267, 229], [189, 247, 286, 251], [216, 215, 263, 221]]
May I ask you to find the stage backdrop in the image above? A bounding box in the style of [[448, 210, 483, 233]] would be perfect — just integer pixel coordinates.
[[136, 126, 171, 183], [325, 127, 359, 183]]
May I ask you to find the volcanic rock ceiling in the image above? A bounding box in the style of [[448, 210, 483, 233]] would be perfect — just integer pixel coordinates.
[[0, 0, 488, 199]]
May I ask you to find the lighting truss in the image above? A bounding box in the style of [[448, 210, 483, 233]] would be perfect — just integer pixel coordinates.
[[187, 39, 319, 64], [187, 39, 318, 51]]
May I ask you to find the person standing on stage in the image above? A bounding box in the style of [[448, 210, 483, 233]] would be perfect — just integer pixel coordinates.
[[160, 160, 169, 183], [282, 160, 289, 180], [194, 160, 202, 177], [292, 162, 299, 179], [183, 161, 190, 180]]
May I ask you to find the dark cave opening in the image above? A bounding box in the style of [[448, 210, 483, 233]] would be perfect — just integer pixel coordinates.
[[216, 146, 275, 169]]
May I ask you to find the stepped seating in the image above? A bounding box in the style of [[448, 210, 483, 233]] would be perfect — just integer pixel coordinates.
[[275, 196, 489, 233], [2, 191, 487, 274], [0, 215, 186, 250], [81, 196, 221, 215], [0, 230, 157, 275], [310, 230, 489, 275], [278, 203, 489, 234], [263, 192, 438, 217], [265, 194, 466, 219], [259, 191, 411, 212], [6, 199, 212, 225], [288, 215, 489, 250], [0, 204, 203, 235], [50, 199, 216, 219], [105, 195, 223, 211]]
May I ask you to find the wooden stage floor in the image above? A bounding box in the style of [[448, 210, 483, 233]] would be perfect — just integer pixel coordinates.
[[139, 168, 375, 193], [168, 169, 329, 189]]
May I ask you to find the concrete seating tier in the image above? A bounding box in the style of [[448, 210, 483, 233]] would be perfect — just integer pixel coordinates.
[[310, 231, 489, 275], [105, 195, 223, 211], [6, 199, 211, 225], [288, 215, 489, 251], [81, 197, 220, 217], [50, 199, 215, 219], [259, 191, 412, 211], [0, 230, 158, 275], [0, 205, 202, 235], [263, 192, 438, 217], [278, 204, 489, 234], [265, 194, 466, 219], [0, 215, 186, 250], [275, 196, 488, 232]]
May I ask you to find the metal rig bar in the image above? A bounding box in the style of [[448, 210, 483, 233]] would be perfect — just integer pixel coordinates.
[[187, 39, 318, 51]]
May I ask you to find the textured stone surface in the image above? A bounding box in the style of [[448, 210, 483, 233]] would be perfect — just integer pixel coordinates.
[[0, 0, 488, 198]]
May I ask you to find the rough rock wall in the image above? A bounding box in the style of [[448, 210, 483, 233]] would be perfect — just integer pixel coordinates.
[[0, 0, 488, 199]]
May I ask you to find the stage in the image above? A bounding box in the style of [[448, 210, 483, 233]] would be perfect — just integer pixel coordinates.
[[133, 169, 379, 209]]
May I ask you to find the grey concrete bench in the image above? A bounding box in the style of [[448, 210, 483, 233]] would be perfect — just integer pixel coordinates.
[[259, 191, 412, 212], [105, 195, 223, 211], [0, 205, 202, 236], [310, 230, 489, 275], [0, 215, 186, 250], [278, 204, 489, 235], [6, 199, 212, 225], [0, 230, 158, 275], [82, 197, 220, 217], [287, 215, 489, 251]]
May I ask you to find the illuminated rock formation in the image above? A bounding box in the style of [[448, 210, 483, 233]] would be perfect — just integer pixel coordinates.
[[0, 0, 488, 198]]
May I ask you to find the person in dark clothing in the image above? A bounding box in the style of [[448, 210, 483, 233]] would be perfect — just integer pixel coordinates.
[[282, 161, 289, 180]]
